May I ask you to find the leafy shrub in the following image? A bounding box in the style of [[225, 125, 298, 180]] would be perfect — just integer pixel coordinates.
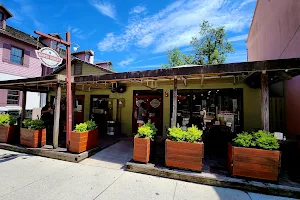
[[168, 125, 186, 142], [23, 119, 45, 130], [233, 130, 279, 150], [186, 125, 203, 143], [144, 121, 158, 135], [254, 130, 279, 150], [0, 114, 16, 126], [85, 120, 97, 131], [233, 132, 255, 148], [135, 126, 154, 139], [74, 123, 88, 132]]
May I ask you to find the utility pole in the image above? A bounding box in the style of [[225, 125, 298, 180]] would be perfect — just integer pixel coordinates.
[[34, 30, 72, 149]]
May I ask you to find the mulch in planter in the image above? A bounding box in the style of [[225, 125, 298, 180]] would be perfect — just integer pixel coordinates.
[[20, 128, 46, 148], [0, 125, 19, 144], [69, 129, 98, 153], [228, 143, 281, 181], [133, 137, 151, 163], [165, 139, 204, 172]]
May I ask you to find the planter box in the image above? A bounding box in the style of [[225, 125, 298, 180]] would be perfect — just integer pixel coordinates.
[[69, 129, 98, 153], [20, 128, 46, 148], [228, 143, 281, 181], [133, 138, 152, 163], [0, 125, 19, 144], [165, 139, 204, 172]]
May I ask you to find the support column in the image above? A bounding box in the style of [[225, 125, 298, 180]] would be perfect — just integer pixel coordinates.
[[261, 72, 269, 131], [20, 88, 27, 127], [53, 83, 61, 149], [171, 78, 178, 127], [72, 83, 76, 128]]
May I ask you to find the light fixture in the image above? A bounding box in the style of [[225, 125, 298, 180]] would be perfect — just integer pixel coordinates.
[[285, 69, 289, 72]]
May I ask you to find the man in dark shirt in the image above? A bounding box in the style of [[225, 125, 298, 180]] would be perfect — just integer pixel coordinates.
[[41, 102, 54, 134]]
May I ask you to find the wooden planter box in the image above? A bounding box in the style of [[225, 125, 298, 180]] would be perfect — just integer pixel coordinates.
[[0, 125, 19, 144], [69, 129, 98, 153], [20, 128, 46, 148], [165, 139, 204, 172], [228, 143, 281, 181], [133, 138, 152, 163]]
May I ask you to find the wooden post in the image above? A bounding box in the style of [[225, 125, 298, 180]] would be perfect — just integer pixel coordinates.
[[20, 88, 27, 127], [171, 78, 178, 127], [261, 72, 269, 131], [72, 83, 76, 128], [53, 83, 61, 149]]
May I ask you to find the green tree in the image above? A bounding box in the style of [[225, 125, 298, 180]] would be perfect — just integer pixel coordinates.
[[191, 21, 234, 65], [161, 48, 195, 68]]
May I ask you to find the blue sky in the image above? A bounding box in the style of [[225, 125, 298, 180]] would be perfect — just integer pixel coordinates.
[[4, 0, 256, 72]]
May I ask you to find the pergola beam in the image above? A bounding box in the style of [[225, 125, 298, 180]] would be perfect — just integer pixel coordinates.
[[75, 58, 300, 83]]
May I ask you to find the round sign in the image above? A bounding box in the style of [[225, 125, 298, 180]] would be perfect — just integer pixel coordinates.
[[150, 99, 160, 108], [35, 47, 63, 68]]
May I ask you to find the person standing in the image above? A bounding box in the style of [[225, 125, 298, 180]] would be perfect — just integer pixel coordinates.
[[137, 102, 147, 127]]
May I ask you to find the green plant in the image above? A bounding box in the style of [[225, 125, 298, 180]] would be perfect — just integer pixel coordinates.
[[168, 125, 186, 142], [85, 120, 97, 131], [23, 119, 45, 130], [144, 120, 158, 135], [233, 132, 255, 148], [74, 123, 88, 132], [254, 130, 279, 150], [186, 125, 203, 143], [135, 126, 154, 139], [233, 130, 279, 150], [0, 114, 16, 126]]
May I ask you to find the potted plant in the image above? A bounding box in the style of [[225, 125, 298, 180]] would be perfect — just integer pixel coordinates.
[[0, 114, 18, 143], [20, 119, 46, 148], [228, 130, 280, 181], [165, 125, 204, 171], [69, 120, 98, 153], [133, 121, 157, 163]]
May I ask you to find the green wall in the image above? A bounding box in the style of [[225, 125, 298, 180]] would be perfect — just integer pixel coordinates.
[[74, 81, 261, 136]]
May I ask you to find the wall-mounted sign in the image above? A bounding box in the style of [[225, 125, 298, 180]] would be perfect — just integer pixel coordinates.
[[35, 47, 63, 68]]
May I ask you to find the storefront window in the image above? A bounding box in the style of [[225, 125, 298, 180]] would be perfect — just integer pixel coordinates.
[[170, 89, 243, 133]]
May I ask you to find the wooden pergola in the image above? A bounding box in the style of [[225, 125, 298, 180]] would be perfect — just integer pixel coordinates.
[[0, 58, 299, 149]]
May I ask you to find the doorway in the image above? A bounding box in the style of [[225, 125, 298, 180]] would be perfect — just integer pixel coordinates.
[[90, 95, 110, 135], [133, 92, 163, 136], [74, 95, 85, 125]]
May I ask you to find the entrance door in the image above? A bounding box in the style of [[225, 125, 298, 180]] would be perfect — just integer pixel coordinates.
[[133, 95, 163, 136], [90, 95, 109, 135], [74, 95, 85, 125]]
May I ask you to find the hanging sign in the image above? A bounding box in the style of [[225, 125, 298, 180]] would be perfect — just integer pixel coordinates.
[[35, 47, 63, 68]]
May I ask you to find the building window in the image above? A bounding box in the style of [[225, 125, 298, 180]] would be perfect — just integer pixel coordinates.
[[10, 47, 24, 65], [0, 13, 3, 21], [85, 54, 90, 62], [74, 63, 82, 75], [7, 90, 19, 105]]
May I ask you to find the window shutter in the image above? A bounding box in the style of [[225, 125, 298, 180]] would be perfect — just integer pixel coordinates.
[[2, 43, 11, 62], [23, 50, 30, 67]]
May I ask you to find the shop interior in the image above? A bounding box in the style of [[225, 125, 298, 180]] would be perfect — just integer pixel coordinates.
[[171, 88, 244, 171]]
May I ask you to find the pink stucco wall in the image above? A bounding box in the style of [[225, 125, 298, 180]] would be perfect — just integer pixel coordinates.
[[0, 36, 42, 77], [247, 0, 300, 135]]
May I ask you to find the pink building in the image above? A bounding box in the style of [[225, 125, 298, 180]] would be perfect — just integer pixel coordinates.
[[0, 4, 113, 111], [247, 0, 300, 137]]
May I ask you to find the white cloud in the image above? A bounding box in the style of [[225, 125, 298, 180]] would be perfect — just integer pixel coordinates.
[[239, 0, 256, 9], [97, 0, 254, 53], [130, 6, 147, 14], [228, 34, 248, 42], [91, 0, 116, 20], [118, 58, 136, 67]]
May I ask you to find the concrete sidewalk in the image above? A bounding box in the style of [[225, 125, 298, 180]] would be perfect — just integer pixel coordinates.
[[0, 144, 296, 200]]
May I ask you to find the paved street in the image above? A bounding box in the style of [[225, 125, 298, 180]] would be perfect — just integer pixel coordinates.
[[0, 143, 297, 200]]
